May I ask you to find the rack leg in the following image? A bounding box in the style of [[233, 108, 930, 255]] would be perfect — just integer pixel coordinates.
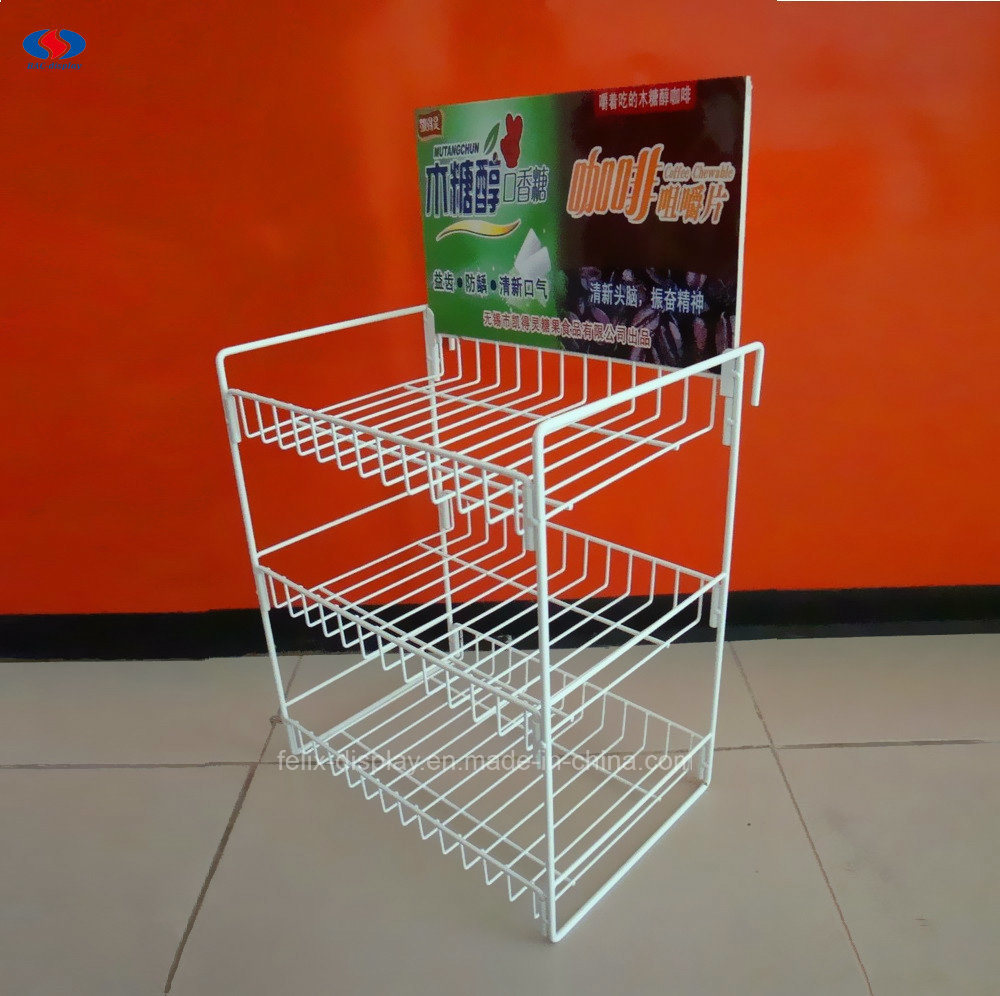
[[254, 574, 300, 755], [219, 389, 300, 756], [531, 439, 559, 941], [701, 621, 727, 784], [705, 355, 746, 786]]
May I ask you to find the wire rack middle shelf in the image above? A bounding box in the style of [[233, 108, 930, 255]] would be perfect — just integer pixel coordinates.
[[227, 334, 721, 533], [260, 509, 723, 744]]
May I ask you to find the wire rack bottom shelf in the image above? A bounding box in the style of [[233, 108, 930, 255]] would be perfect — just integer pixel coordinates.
[[288, 676, 710, 935]]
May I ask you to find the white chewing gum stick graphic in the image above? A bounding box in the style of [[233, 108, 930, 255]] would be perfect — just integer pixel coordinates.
[[514, 229, 552, 280]]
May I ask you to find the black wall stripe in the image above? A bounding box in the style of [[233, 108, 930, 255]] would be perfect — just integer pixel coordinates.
[[1, 586, 997, 660]]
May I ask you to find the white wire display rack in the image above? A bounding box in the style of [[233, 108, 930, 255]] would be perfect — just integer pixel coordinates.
[[216, 304, 763, 941]]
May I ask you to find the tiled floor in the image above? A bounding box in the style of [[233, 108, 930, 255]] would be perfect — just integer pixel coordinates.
[[2, 635, 997, 995]]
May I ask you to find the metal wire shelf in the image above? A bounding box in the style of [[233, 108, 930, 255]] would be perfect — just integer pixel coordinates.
[[227, 324, 723, 536], [260, 510, 722, 747], [215, 304, 764, 941], [288, 675, 709, 931]]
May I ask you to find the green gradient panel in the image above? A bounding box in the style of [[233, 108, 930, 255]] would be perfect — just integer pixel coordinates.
[[416, 93, 569, 349]]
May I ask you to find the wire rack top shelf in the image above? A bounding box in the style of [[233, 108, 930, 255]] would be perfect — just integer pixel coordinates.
[[220, 308, 762, 536]]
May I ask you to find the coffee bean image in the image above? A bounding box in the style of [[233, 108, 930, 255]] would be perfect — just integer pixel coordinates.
[[561, 266, 738, 367]]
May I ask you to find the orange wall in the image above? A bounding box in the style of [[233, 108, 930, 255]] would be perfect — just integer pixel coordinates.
[[3, 0, 999, 614]]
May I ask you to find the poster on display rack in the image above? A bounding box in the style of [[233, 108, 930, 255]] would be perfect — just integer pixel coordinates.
[[416, 76, 750, 369]]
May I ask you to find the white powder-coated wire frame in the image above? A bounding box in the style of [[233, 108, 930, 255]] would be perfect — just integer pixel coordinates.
[[216, 304, 763, 941]]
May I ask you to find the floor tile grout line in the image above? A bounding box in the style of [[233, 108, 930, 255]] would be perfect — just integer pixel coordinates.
[[163, 652, 303, 992], [162, 714, 281, 993], [728, 642, 876, 996], [777, 738, 998, 750], [285, 654, 303, 696]]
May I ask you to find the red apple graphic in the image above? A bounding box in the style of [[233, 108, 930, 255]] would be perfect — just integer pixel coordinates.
[[500, 114, 523, 168]]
